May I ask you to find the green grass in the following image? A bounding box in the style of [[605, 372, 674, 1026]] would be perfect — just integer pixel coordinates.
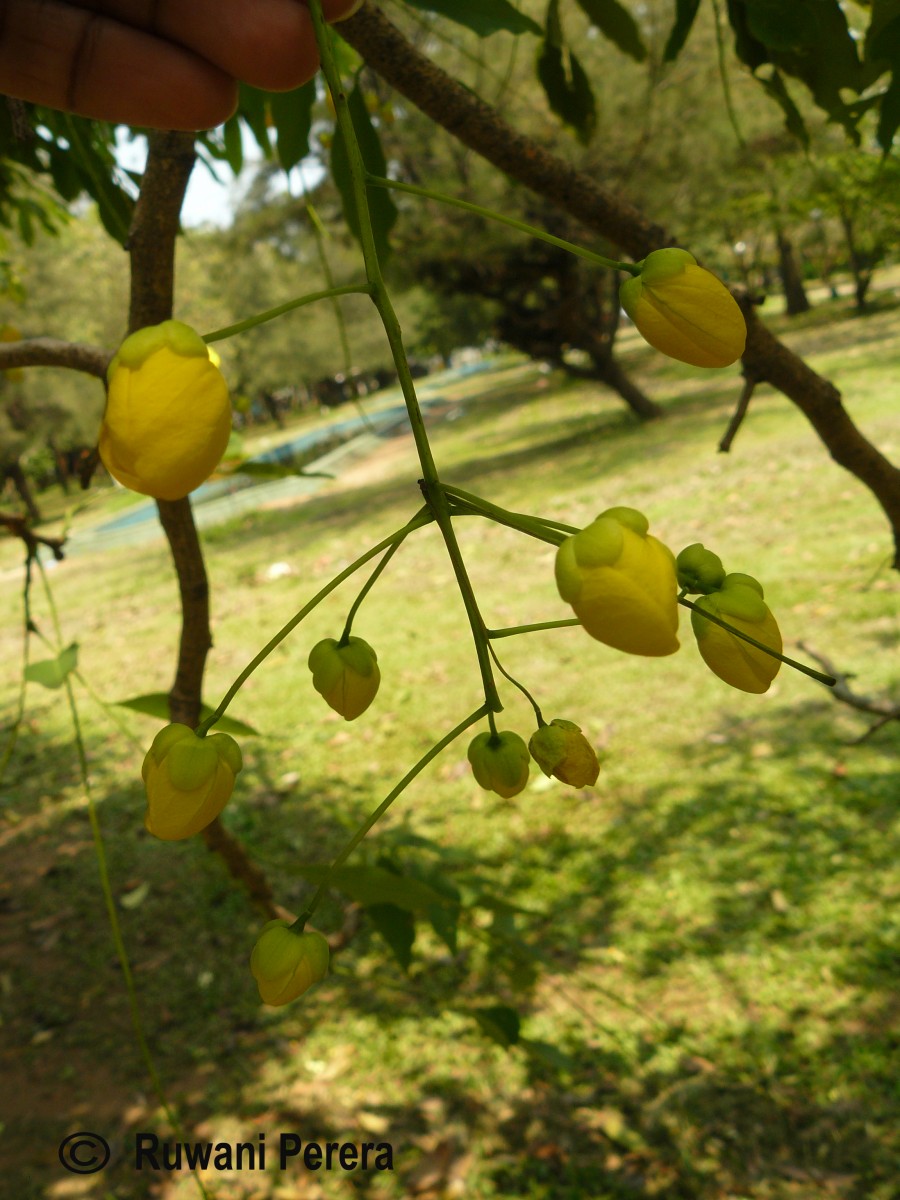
[[0, 303, 897, 1200]]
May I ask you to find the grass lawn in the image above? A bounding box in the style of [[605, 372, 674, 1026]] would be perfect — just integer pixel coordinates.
[[0, 294, 897, 1200]]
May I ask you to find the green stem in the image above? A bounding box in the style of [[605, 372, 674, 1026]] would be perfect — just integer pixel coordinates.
[[34, 561, 209, 1200], [0, 555, 33, 788], [202, 283, 372, 343], [295, 704, 489, 928], [444, 484, 577, 544], [367, 175, 641, 275], [311, 1, 501, 714], [340, 539, 402, 644], [197, 510, 432, 735], [488, 619, 581, 639], [302, 187, 377, 433], [487, 640, 543, 726], [679, 596, 836, 687]]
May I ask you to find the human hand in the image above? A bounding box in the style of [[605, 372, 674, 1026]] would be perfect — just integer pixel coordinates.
[[0, 0, 361, 130]]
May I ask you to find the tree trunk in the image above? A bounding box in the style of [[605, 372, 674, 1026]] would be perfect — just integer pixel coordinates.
[[594, 354, 663, 420], [776, 231, 811, 315], [839, 213, 871, 312], [4, 460, 41, 522]]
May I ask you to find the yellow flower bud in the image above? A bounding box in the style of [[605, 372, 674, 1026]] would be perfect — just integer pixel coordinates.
[[529, 719, 599, 788], [1, 324, 24, 381], [250, 921, 330, 1006], [141, 723, 242, 840], [620, 249, 746, 368], [308, 636, 380, 720], [467, 730, 530, 798], [690, 573, 782, 693], [555, 506, 679, 656], [99, 320, 231, 501], [676, 542, 727, 594]]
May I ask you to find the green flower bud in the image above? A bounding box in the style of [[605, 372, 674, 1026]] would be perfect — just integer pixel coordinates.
[[691, 573, 782, 693], [555, 506, 679, 656], [308, 636, 380, 720], [100, 320, 231, 500], [467, 730, 530, 798], [141, 723, 242, 840], [619, 248, 746, 368], [250, 921, 330, 1006], [529, 719, 599, 788], [676, 543, 727, 594]]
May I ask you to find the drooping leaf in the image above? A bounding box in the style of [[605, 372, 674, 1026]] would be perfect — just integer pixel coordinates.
[[25, 643, 78, 690], [330, 80, 398, 262], [270, 80, 316, 171], [222, 116, 244, 175], [401, 0, 542, 37], [367, 903, 416, 969], [236, 84, 272, 157], [664, 0, 702, 60], [522, 1038, 576, 1072], [574, 0, 647, 62], [230, 460, 333, 481], [876, 68, 900, 150], [744, 0, 820, 52], [757, 68, 809, 145], [472, 1004, 521, 1047], [115, 693, 259, 736], [537, 0, 597, 143], [296, 864, 452, 912]]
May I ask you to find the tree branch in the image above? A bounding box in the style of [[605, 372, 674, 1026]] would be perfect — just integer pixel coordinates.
[[127, 130, 277, 917], [0, 338, 109, 377], [338, 3, 900, 567], [797, 641, 900, 742], [718, 372, 757, 453]]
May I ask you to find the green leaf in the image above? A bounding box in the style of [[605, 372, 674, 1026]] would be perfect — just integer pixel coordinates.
[[330, 81, 398, 263], [521, 1038, 575, 1072], [114, 693, 259, 736], [296, 864, 451, 912], [757, 67, 809, 145], [270, 80, 316, 172], [367, 903, 416, 968], [236, 85, 272, 157], [24, 643, 78, 690], [664, 0, 702, 60], [428, 903, 459, 954], [231, 460, 333, 481], [744, 0, 820, 52], [401, 0, 542, 37], [472, 1004, 521, 1047], [876, 69, 900, 150], [222, 116, 244, 175], [537, 1, 597, 143], [574, 0, 647, 62]]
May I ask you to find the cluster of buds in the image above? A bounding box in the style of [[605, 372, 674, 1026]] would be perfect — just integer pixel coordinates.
[[99, 320, 231, 500], [467, 718, 600, 799], [676, 544, 782, 693]]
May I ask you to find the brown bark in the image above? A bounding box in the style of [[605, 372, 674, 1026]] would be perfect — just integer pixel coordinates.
[[594, 355, 663, 420], [127, 131, 277, 917], [775, 231, 811, 315], [3, 460, 41, 522], [338, 3, 900, 566]]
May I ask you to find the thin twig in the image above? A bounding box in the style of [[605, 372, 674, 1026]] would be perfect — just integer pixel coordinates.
[[796, 640, 900, 741], [718, 373, 757, 453]]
